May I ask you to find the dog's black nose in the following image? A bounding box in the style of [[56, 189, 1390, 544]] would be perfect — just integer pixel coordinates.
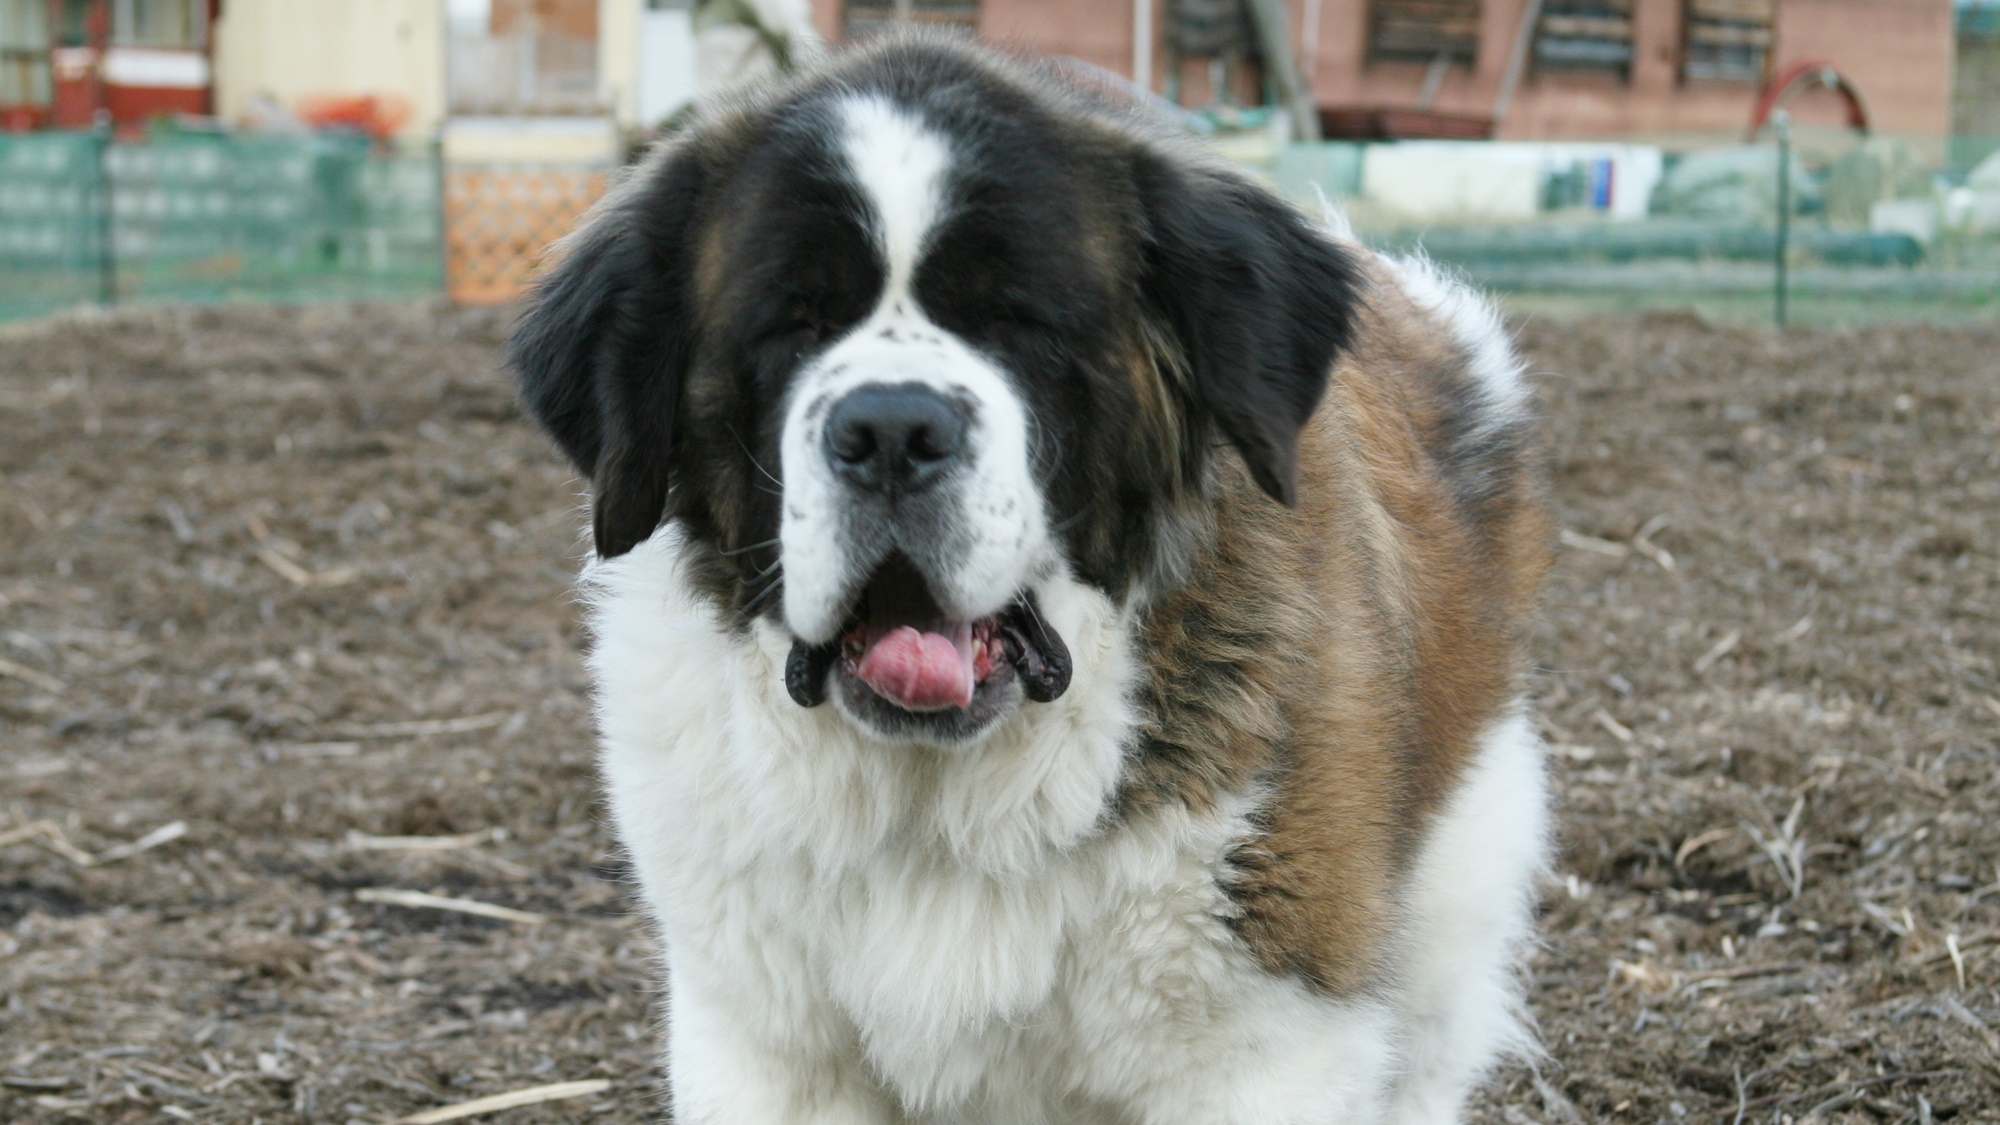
[[825, 383, 968, 493]]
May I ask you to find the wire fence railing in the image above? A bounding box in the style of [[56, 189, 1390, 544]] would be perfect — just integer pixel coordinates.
[[2, 127, 1997, 327], [0, 130, 443, 323], [1262, 131, 2000, 326]]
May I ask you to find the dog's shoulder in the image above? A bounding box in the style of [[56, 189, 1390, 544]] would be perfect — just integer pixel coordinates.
[[1119, 245, 1551, 994]]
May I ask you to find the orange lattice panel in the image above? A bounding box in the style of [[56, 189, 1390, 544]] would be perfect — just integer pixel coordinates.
[[444, 166, 609, 305]]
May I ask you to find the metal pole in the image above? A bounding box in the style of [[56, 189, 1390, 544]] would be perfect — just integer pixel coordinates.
[[1494, 0, 1547, 130], [1301, 0, 1322, 81], [1773, 108, 1791, 330], [1244, 0, 1320, 141], [1133, 0, 1152, 93]]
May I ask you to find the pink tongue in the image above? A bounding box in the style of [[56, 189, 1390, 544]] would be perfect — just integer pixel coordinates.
[[856, 626, 975, 711]]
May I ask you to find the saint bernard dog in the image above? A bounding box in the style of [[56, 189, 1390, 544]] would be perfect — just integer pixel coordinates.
[[509, 32, 1554, 1125]]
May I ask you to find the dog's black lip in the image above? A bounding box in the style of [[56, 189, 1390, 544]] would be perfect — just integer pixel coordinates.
[[785, 639, 838, 708], [782, 589, 1071, 713], [1001, 592, 1072, 703]]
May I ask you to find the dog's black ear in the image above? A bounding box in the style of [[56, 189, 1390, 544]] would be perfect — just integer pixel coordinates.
[[508, 152, 705, 558], [1135, 157, 1364, 505]]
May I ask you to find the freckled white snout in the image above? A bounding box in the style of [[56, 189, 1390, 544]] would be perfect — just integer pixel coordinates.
[[826, 382, 970, 496], [779, 316, 1049, 644]]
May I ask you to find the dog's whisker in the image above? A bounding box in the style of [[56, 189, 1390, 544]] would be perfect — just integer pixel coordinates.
[[740, 574, 784, 616], [721, 537, 782, 557], [1049, 506, 1090, 536], [729, 425, 785, 491]]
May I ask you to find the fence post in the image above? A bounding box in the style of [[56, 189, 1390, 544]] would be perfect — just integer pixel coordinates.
[[434, 138, 451, 303], [1773, 108, 1791, 330], [95, 121, 115, 307]]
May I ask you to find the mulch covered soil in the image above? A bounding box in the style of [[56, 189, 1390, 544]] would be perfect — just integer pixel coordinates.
[[1, 302, 1995, 1124]]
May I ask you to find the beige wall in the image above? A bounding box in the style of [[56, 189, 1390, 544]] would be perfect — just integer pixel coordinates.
[[805, 0, 1953, 144], [212, 0, 447, 141], [601, 0, 640, 128]]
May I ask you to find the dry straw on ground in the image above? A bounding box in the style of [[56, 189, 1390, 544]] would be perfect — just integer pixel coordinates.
[[1, 302, 1995, 1122]]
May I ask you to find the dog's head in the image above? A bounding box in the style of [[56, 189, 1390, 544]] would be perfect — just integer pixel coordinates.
[[510, 39, 1363, 745]]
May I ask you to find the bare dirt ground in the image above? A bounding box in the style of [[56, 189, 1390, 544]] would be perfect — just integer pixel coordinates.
[[1, 302, 1995, 1124]]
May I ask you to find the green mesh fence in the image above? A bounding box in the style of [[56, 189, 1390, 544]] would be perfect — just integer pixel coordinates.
[[1268, 134, 2000, 327], [0, 132, 104, 319], [0, 131, 442, 322], [7, 127, 1998, 328]]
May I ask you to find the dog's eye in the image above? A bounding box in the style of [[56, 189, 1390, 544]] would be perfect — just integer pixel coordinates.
[[752, 315, 822, 353], [778, 305, 841, 344], [960, 304, 1055, 343]]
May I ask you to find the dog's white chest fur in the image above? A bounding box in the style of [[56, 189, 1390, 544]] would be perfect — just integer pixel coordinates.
[[588, 536, 1400, 1123]]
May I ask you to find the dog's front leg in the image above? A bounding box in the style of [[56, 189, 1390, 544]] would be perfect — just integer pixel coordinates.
[[663, 946, 899, 1125]]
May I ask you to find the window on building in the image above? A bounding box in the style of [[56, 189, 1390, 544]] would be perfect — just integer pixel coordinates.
[[449, 0, 601, 115], [1368, 0, 1483, 64], [490, 0, 597, 41], [0, 0, 51, 107], [111, 0, 207, 50], [1536, 1, 1634, 74], [1684, 0, 1774, 82], [845, 1, 979, 41], [1170, 0, 1257, 63], [55, 0, 92, 49], [1954, 0, 2000, 142]]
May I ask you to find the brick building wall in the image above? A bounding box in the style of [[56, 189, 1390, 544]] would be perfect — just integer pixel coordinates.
[[806, 0, 1953, 142], [1324, 0, 1953, 139]]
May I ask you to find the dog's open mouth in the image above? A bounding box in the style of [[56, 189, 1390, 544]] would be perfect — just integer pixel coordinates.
[[785, 555, 1070, 717]]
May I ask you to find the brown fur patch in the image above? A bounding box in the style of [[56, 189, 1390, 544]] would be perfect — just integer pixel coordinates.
[[1124, 256, 1552, 994]]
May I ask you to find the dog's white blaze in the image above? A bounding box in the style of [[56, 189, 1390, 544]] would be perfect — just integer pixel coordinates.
[[841, 94, 952, 302], [778, 95, 1050, 646]]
